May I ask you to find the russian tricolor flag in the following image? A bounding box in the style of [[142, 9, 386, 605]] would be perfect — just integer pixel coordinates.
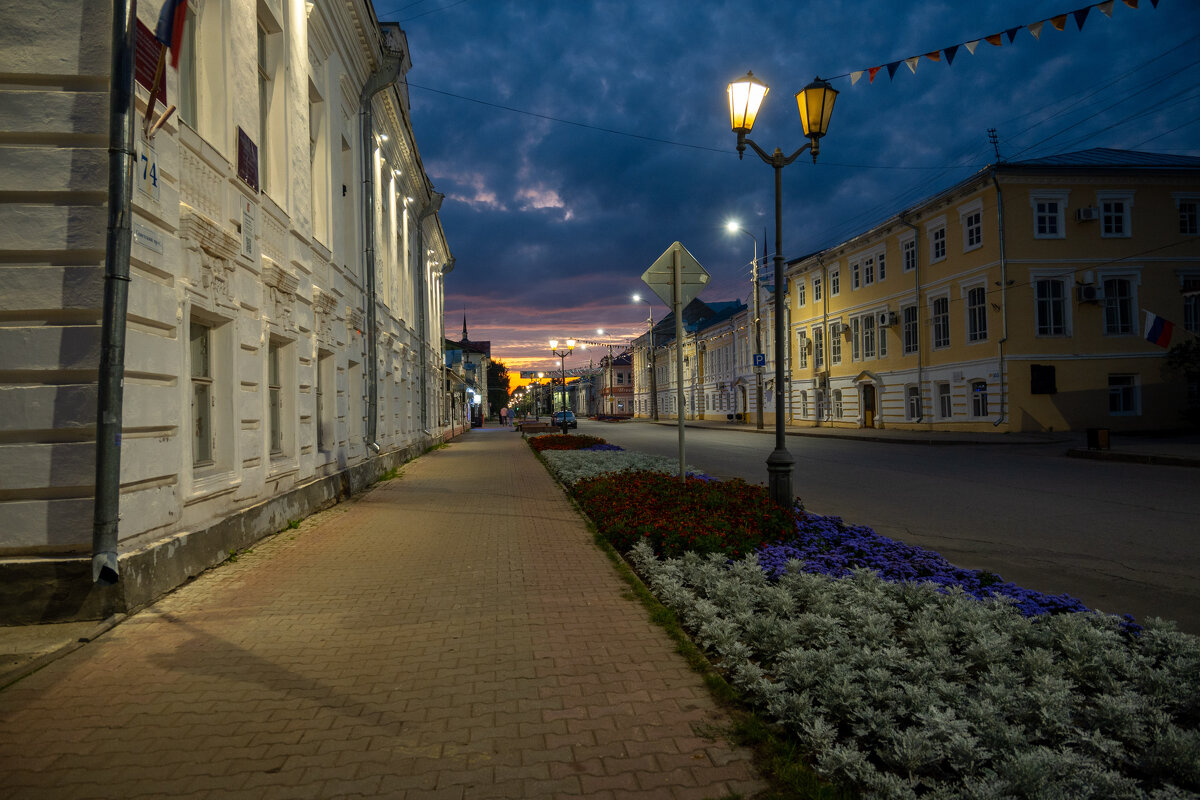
[[1143, 310, 1174, 348], [155, 0, 189, 69]]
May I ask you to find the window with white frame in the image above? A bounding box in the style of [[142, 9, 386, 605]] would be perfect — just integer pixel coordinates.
[[960, 200, 983, 251], [813, 325, 824, 368], [1034, 276, 1069, 336], [797, 329, 808, 369], [877, 251, 886, 282], [830, 324, 842, 365], [1099, 193, 1133, 238], [966, 285, 987, 343], [267, 338, 292, 458], [316, 349, 334, 453], [902, 235, 916, 272], [309, 76, 330, 246], [928, 218, 947, 262], [905, 385, 921, 421], [1031, 191, 1069, 239], [902, 305, 918, 355], [971, 380, 989, 418], [878, 314, 887, 358], [833, 389, 843, 419], [937, 382, 952, 419], [851, 314, 876, 360], [796, 278, 806, 306], [1184, 275, 1200, 333], [863, 254, 875, 285], [800, 390, 808, 418], [932, 296, 950, 349], [1177, 196, 1198, 235], [850, 318, 859, 361], [257, 10, 286, 199], [831, 268, 840, 296], [1103, 276, 1136, 335], [1108, 374, 1139, 415], [813, 275, 822, 302], [851, 260, 859, 290], [191, 320, 214, 467]]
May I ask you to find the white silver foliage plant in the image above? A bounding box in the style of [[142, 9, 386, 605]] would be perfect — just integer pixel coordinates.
[[539, 450, 702, 485], [628, 541, 1200, 798]]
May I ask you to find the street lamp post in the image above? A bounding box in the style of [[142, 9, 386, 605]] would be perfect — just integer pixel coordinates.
[[534, 371, 545, 420], [727, 71, 838, 509], [725, 222, 764, 431], [549, 339, 575, 434], [633, 294, 658, 421]]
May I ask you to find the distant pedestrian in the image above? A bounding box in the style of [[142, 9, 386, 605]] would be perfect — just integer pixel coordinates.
[[500, 406, 509, 426]]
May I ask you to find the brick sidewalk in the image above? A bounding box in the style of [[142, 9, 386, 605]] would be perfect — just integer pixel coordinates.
[[0, 429, 765, 799]]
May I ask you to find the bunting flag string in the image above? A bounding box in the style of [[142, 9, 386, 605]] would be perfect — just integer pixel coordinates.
[[836, 0, 1159, 86]]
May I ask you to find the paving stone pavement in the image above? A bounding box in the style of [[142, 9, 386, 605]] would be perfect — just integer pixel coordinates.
[[0, 429, 767, 799]]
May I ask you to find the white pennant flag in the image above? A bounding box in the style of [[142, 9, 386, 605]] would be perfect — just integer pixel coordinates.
[[905, 56, 921, 74], [1099, 1, 1115, 16], [1028, 21, 1045, 39], [851, 70, 864, 85], [964, 40, 980, 54]]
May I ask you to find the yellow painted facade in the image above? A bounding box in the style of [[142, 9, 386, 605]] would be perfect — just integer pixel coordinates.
[[786, 150, 1200, 433]]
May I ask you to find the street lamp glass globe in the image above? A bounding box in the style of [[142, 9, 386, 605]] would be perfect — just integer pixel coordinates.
[[795, 76, 838, 141], [566, 339, 575, 350], [727, 71, 768, 133], [549, 339, 557, 350]]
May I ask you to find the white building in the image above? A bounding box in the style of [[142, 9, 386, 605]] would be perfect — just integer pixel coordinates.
[[0, 0, 452, 622]]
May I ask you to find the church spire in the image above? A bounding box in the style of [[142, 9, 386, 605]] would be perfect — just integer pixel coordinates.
[[461, 311, 468, 343]]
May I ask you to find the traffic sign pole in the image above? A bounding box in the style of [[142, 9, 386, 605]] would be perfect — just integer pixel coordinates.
[[674, 245, 686, 482]]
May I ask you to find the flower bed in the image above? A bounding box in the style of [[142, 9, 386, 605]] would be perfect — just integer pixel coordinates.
[[632, 544, 1200, 799], [539, 450, 706, 487], [527, 433, 611, 451]]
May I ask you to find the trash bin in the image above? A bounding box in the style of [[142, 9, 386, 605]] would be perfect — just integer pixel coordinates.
[[1086, 427, 1110, 450]]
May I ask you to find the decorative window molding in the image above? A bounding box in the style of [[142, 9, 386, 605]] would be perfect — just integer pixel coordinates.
[[958, 198, 984, 252], [1097, 191, 1134, 238], [1030, 190, 1069, 239]]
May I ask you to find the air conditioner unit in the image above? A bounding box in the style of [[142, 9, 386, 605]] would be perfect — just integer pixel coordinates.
[[1076, 207, 1099, 222], [796, 333, 809, 348], [1076, 283, 1104, 303], [828, 322, 842, 335], [878, 311, 898, 328]]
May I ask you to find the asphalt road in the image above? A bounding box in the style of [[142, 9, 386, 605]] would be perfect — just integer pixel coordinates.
[[577, 420, 1200, 634]]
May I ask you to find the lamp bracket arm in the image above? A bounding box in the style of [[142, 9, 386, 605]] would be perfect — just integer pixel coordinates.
[[741, 136, 774, 165], [781, 142, 813, 166]]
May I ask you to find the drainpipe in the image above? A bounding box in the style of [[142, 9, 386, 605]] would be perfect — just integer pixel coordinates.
[[359, 25, 405, 454], [417, 193, 444, 435], [991, 168, 1009, 427], [818, 257, 828, 426], [899, 213, 923, 423], [92, 0, 136, 585]]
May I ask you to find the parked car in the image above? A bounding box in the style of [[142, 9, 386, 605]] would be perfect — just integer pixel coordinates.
[[551, 410, 577, 429]]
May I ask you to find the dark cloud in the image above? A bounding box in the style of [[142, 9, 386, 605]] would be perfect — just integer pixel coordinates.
[[384, 0, 1200, 373]]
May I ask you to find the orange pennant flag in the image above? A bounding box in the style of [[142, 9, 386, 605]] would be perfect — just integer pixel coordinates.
[[1122, 0, 1138, 7], [868, 66, 882, 84], [1051, 14, 1068, 30], [924, 51, 941, 62], [985, 33, 1004, 46]]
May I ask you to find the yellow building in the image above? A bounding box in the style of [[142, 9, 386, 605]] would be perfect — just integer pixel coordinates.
[[787, 149, 1200, 433]]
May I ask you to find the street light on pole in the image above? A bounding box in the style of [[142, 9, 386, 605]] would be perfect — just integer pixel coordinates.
[[725, 221, 764, 431], [535, 371, 545, 420], [727, 70, 838, 509], [632, 294, 658, 421], [549, 339, 575, 434]]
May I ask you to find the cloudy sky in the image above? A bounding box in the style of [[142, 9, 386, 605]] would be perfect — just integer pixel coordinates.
[[379, 0, 1200, 377]]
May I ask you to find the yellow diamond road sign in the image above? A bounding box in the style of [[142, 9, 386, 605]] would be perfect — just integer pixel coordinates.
[[641, 241, 710, 307]]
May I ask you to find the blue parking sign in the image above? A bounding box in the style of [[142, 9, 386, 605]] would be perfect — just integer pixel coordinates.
[[753, 353, 766, 367]]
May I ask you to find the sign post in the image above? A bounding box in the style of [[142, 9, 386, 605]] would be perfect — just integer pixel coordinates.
[[641, 242, 710, 481]]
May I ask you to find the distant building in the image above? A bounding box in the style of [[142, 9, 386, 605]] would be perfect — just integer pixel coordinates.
[[788, 148, 1200, 432], [598, 350, 634, 416]]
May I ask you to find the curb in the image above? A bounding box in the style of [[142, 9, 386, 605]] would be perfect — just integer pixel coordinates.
[[1065, 448, 1200, 468], [0, 614, 125, 690], [649, 420, 1073, 447]]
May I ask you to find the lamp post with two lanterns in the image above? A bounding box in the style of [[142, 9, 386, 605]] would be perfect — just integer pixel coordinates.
[[726, 70, 838, 509], [549, 339, 575, 434], [632, 294, 658, 421]]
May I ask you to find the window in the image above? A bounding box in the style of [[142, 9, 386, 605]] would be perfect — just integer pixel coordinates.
[[960, 200, 983, 251], [862, 314, 876, 360], [877, 251, 886, 282], [937, 383, 952, 419], [1035, 278, 1068, 336], [930, 225, 947, 262], [863, 255, 875, 286], [616, 371, 624, 384], [830, 268, 840, 296], [257, 9, 286, 199], [316, 350, 334, 452], [800, 391, 808, 418], [268, 341, 284, 455], [850, 318, 859, 362], [971, 381, 989, 418], [905, 386, 921, 421], [1108, 374, 1139, 416], [833, 389, 843, 419], [797, 329, 808, 369], [796, 279, 806, 307], [813, 275, 822, 302], [851, 261, 859, 290], [1103, 277, 1135, 335], [1099, 194, 1132, 238], [191, 320, 213, 466], [902, 235, 917, 272], [902, 305, 918, 355], [967, 286, 987, 342], [1031, 192, 1069, 238], [1184, 276, 1200, 333], [830, 325, 842, 365], [1178, 198, 1198, 235], [932, 296, 950, 349], [309, 77, 329, 245], [878, 315, 887, 358], [813, 326, 824, 368]]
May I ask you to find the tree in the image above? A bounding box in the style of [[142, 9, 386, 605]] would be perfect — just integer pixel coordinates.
[[487, 360, 511, 416]]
